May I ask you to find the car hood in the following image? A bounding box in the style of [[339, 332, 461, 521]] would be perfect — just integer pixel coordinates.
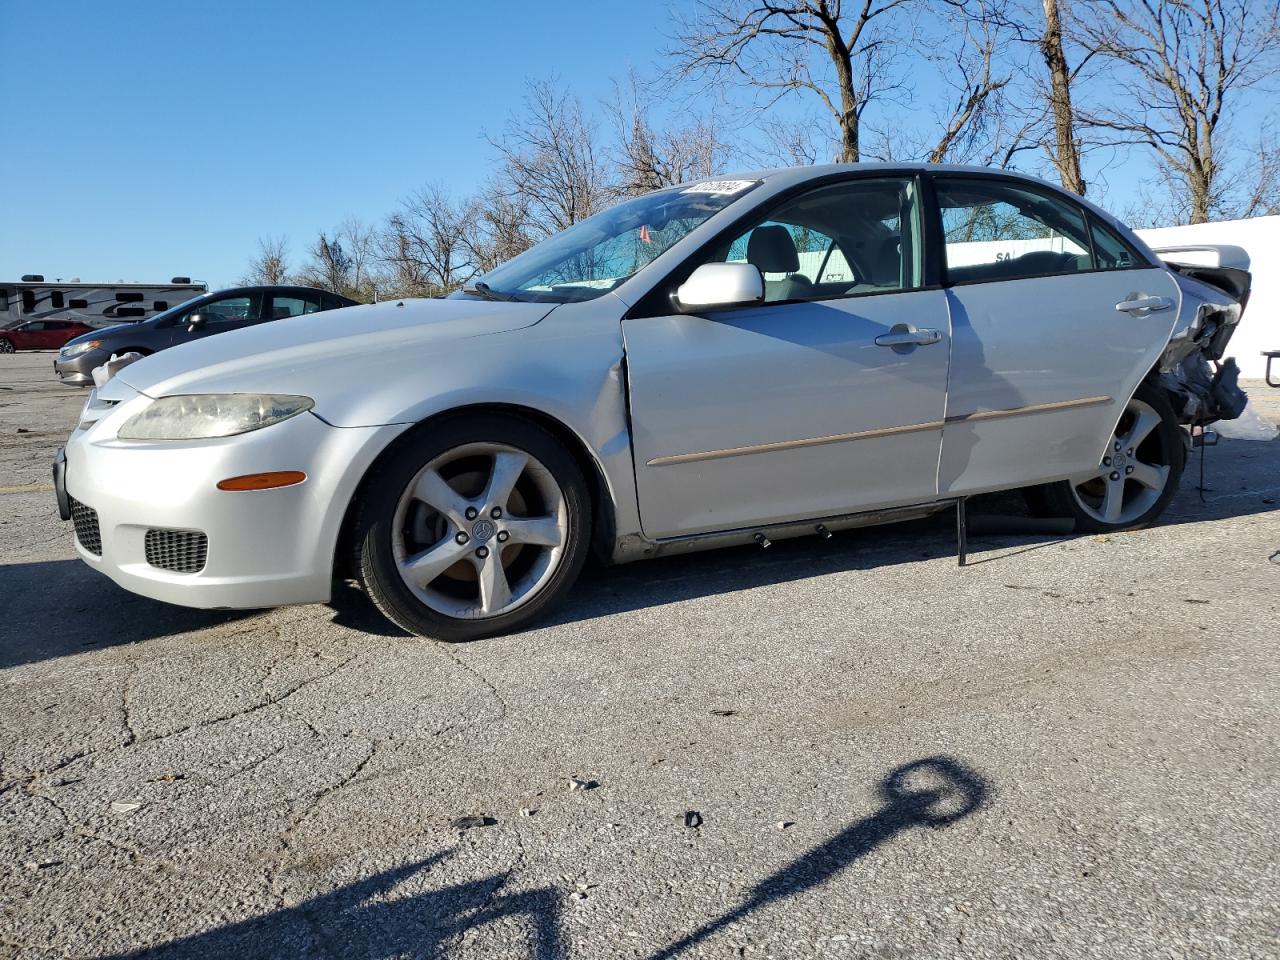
[[65, 322, 139, 346], [116, 297, 556, 402]]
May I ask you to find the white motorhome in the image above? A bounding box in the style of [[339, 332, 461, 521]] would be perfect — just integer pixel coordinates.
[[0, 275, 207, 330]]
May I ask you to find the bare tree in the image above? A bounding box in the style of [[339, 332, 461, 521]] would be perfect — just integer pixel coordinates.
[[487, 78, 614, 238], [607, 72, 731, 193], [337, 217, 377, 299], [1075, 0, 1280, 223], [671, 0, 916, 163], [467, 183, 536, 274], [379, 186, 477, 297], [241, 236, 289, 286], [296, 233, 355, 299], [923, 0, 1017, 164]]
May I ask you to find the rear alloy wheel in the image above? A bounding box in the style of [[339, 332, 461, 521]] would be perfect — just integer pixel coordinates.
[[1037, 382, 1185, 532], [0, 339, 14, 354], [354, 414, 590, 641]]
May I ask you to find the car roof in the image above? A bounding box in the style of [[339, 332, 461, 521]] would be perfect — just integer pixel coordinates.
[[725, 162, 1067, 193]]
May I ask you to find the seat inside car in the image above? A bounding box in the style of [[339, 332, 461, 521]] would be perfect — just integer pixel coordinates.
[[747, 225, 814, 302]]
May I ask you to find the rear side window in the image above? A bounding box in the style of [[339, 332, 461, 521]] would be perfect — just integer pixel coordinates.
[[1089, 217, 1144, 270], [936, 178, 1093, 284], [270, 294, 321, 319], [22, 291, 35, 312], [51, 291, 65, 309]]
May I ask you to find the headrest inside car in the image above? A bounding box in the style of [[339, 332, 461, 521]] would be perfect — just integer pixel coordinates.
[[747, 225, 801, 274]]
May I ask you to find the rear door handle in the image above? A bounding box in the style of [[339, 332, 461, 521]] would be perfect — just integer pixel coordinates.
[[875, 326, 941, 348], [1115, 295, 1173, 314]]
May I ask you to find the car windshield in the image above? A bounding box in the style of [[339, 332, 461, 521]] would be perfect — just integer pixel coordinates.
[[463, 180, 762, 303]]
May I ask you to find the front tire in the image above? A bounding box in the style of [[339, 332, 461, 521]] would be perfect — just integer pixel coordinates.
[[0, 339, 14, 354], [1034, 382, 1185, 532], [353, 413, 591, 641]]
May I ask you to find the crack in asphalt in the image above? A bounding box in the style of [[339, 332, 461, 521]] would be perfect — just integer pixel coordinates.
[[432, 644, 508, 725], [24, 653, 360, 787], [266, 736, 383, 906]]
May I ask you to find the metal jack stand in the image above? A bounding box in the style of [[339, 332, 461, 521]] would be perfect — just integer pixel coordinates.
[[955, 497, 968, 567]]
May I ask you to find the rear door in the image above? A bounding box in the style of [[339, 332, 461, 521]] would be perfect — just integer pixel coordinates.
[[932, 175, 1180, 494], [623, 175, 951, 539]]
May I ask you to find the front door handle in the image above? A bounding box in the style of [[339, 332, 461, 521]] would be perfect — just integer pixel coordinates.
[[1115, 295, 1173, 314], [875, 325, 941, 349]]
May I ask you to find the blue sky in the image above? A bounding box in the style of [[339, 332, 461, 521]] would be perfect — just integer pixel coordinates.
[[1, 0, 1272, 288], [0, 0, 669, 286]]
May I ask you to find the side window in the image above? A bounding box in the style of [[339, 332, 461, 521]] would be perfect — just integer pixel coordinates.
[[0, 289, 9, 312], [270, 294, 321, 319], [51, 291, 65, 309], [1089, 217, 1144, 270], [708, 177, 921, 304], [22, 291, 36, 313], [153, 300, 168, 311], [202, 294, 261, 323], [69, 298, 89, 309], [23, 321, 47, 331], [936, 178, 1093, 283]]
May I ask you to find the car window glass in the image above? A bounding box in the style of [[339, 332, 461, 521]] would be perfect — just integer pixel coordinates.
[[1089, 218, 1143, 270], [23, 321, 46, 331], [202, 294, 259, 323], [936, 178, 1093, 283], [271, 295, 321, 319], [701, 177, 920, 304]]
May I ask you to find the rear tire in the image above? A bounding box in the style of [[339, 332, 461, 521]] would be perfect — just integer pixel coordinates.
[[353, 413, 591, 641], [1031, 381, 1185, 532]]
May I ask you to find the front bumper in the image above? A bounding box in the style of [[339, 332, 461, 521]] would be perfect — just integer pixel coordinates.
[[54, 352, 105, 385], [62, 400, 404, 609]]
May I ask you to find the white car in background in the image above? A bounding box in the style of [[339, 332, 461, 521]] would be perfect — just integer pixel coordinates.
[[56, 164, 1251, 640]]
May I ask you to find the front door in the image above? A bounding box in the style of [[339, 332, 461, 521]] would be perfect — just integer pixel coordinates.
[[622, 176, 951, 539], [932, 175, 1181, 494]]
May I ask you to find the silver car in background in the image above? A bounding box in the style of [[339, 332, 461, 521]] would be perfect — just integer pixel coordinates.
[[56, 164, 1250, 640]]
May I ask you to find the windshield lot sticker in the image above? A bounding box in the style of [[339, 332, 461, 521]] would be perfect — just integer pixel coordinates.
[[681, 179, 757, 195]]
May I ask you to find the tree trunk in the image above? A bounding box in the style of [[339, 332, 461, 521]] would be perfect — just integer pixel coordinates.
[[1040, 0, 1084, 195], [829, 41, 861, 163]]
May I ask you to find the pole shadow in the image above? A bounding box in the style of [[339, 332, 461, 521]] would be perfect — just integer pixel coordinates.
[[649, 756, 991, 959]]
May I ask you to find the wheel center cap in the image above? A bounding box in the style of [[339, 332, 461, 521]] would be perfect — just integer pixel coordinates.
[[471, 518, 496, 543], [1113, 451, 1128, 470]]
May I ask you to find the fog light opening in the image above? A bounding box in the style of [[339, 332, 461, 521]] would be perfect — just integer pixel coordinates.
[[216, 471, 307, 492]]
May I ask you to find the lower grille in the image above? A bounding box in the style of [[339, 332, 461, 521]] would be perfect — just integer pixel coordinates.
[[144, 529, 209, 574], [68, 496, 102, 555]]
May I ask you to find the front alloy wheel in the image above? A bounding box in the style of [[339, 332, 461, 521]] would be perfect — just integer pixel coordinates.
[[0, 339, 14, 354], [354, 414, 590, 641]]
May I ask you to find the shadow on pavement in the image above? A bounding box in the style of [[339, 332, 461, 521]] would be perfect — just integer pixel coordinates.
[[648, 755, 991, 958], [97, 757, 988, 960], [0, 559, 259, 670]]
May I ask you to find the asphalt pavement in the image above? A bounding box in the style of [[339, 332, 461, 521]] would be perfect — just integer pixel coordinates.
[[1, 350, 1277, 959]]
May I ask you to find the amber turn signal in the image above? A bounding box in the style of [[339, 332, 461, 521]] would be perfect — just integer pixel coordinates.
[[216, 471, 307, 492]]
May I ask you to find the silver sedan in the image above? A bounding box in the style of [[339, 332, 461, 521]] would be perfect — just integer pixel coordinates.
[[57, 164, 1251, 640]]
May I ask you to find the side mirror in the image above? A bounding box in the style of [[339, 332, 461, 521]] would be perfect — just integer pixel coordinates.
[[186, 313, 207, 331], [674, 262, 764, 312]]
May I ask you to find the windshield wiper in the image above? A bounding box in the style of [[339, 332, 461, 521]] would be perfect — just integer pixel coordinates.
[[463, 281, 518, 302]]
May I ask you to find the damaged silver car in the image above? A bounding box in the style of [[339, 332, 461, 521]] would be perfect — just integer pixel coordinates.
[[58, 164, 1250, 640]]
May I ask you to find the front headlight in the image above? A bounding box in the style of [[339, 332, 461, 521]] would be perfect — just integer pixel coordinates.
[[117, 394, 314, 440], [61, 339, 102, 358]]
